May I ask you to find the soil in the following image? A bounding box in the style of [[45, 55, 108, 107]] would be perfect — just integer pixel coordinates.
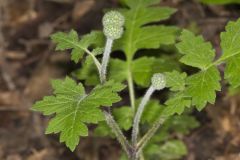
[[0, 0, 240, 160]]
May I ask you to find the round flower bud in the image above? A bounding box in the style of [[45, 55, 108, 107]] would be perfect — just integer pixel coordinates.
[[102, 11, 125, 27], [103, 25, 123, 40], [151, 73, 166, 90]]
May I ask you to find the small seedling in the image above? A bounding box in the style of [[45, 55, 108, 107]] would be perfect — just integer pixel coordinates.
[[32, 0, 240, 159]]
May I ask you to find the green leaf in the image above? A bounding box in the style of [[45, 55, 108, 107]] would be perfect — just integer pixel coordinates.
[[185, 67, 221, 110], [94, 106, 133, 137], [167, 115, 200, 134], [176, 30, 223, 110], [73, 56, 99, 85], [143, 114, 199, 160], [51, 77, 85, 98], [76, 56, 179, 87], [92, 47, 104, 55], [32, 77, 125, 151], [123, 0, 160, 7], [94, 122, 113, 137], [120, 153, 129, 160], [224, 54, 240, 88], [51, 30, 104, 63], [115, 1, 178, 58], [74, 58, 127, 86], [108, 59, 128, 83], [140, 99, 165, 124], [220, 19, 240, 88], [113, 107, 133, 130], [145, 140, 187, 160], [163, 93, 191, 116], [163, 70, 190, 116], [177, 30, 216, 70], [150, 115, 199, 144], [165, 71, 187, 91], [200, 0, 240, 4], [132, 57, 180, 87]]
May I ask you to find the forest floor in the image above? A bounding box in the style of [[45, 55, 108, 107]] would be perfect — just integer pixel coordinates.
[[0, 0, 240, 160]]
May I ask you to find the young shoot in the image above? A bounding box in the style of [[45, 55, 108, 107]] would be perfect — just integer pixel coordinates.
[[100, 11, 125, 83], [32, 1, 240, 159], [132, 73, 166, 146]]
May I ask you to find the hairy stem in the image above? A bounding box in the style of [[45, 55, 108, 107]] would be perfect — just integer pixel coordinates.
[[100, 38, 113, 83], [103, 111, 133, 157], [100, 36, 134, 158], [132, 86, 155, 146], [136, 117, 166, 156]]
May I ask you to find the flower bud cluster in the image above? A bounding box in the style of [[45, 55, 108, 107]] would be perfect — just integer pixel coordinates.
[[102, 11, 125, 40], [151, 73, 166, 90]]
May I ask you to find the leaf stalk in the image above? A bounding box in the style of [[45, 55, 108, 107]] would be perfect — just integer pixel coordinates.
[[84, 49, 102, 74]]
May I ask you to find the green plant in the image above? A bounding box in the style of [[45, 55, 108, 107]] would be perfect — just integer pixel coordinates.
[[200, 0, 240, 4], [32, 0, 240, 159]]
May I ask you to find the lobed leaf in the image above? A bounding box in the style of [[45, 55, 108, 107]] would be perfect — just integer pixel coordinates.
[[185, 67, 221, 110], [177, 30, 222, 110], [163, 93, 191, 116], [176, 30, 216, 70], [51, 30, 104, 63], [165, 71, 187, 91], [32, 77, 125, 151], [220, 19, 240, 88], [114, 0, 178, 58]]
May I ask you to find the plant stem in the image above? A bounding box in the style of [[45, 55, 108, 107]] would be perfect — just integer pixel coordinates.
[[132, 86, 155, 146], [127, 59, 136, 111], [103, 111, 133, 157], [100, 38, 113, 84], [100, 40, 136, 159], [84, 49, 102, 76], [136, 117, 166, 156]]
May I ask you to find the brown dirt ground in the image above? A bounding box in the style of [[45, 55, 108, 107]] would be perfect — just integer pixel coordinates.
[[0, 0, 240, 160]]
